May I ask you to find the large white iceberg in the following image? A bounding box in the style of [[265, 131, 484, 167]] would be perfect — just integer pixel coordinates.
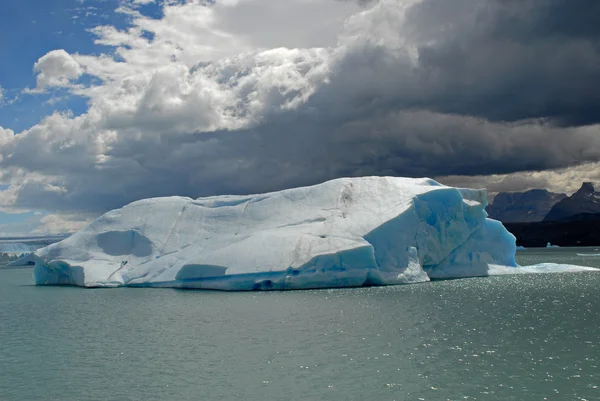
[[33, 177, 596, 289]]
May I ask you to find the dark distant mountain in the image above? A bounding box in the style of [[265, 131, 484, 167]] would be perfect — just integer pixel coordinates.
[[486, 189, 566, 223], [544, 182, 600, 221]]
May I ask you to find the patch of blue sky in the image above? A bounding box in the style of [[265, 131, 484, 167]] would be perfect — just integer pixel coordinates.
[[140, 29, 156, 42], [135, 1, 165, 20], [0, 89, 90, 133], [0, 0, 164, 131]]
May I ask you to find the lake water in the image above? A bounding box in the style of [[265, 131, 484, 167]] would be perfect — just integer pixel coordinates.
[[1, 248, 599, 401]]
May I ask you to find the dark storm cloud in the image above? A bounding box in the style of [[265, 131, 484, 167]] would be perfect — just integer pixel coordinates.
[[2, 0, 600, 216], [9, 109, 600, 214], [400, 0, 600, 125]]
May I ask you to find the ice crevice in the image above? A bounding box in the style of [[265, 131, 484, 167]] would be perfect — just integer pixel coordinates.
[[160, 201, 188, 254], [33, 176, 598, 290]]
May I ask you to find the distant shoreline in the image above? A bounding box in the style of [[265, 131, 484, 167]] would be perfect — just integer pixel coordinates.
[[504, 220, 600, 248], [0, 235, 69, 242]]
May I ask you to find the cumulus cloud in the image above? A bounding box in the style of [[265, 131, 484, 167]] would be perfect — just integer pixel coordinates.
[[32, 49, 84, 91], [0, 127, 14, 147], [32, 213, 91, 235], [0, 212, 91, 237], [1, 0, 599, 224]]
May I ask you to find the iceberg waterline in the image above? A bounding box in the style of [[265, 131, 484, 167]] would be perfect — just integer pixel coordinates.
[[33, 177, 597, 290]]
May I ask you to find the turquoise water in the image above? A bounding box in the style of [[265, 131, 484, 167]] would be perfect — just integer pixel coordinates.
[[1, 249, 599, 400]]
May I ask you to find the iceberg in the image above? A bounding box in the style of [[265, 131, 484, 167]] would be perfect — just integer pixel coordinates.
[[5, 253, 36, 267], [1, 236, 65, 268], [0, 236, 65, 254], [33, 177, 597, 290]]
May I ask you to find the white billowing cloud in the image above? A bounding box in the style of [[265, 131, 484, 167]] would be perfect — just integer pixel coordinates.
[[210, 0, 361, 50], [32, 213, 91, 235], [0, 211, 91, 236], [0, 0, 599, 229], [33, 49, 84, 91], [0, 174, 65, 213], [0, 85, 4, 103], [72, 0, 359, 90], [0, 127, 14, 148]]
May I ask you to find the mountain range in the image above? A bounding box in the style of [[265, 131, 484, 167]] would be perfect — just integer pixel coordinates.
[[543, 182, 600, 221], [487, 182, 600, 247], [486, 189, 567, 223], [487, 182, 600, 223]]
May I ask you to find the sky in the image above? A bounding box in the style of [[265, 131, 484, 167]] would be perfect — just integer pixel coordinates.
[[0, 0, 599, 236]]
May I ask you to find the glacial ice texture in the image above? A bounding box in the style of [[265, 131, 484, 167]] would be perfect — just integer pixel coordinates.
[[1, 237, 64, 267], [33, 177, 597, 290]]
